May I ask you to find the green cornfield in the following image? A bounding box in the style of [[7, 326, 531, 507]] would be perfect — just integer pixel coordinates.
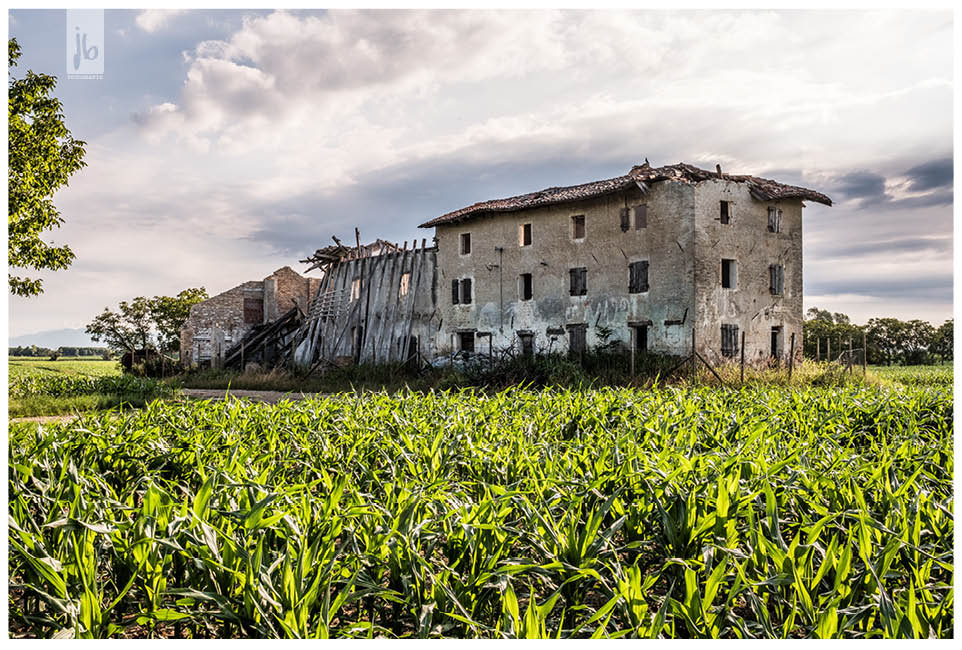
[[8, 383, 953, 638]]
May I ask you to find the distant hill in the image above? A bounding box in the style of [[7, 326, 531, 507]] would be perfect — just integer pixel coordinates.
[[8, 328, 98, 349]]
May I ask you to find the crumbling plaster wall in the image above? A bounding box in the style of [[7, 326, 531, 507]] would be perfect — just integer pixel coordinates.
[[692, 180, 803, 364], [434, 182, 696, 357], [180, 280, 264, 364]]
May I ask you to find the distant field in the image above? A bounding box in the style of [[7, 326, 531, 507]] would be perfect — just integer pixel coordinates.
[[870, 364, 953, 388], [8, 357, 121, 380]]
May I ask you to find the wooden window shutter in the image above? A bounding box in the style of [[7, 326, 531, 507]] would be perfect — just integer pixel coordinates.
[[635, 204, 647, 229], [452, 279, 460, 304], [620, 207, 630, 232], [461, 278, 472, 304], [629, 261, 649, 293]]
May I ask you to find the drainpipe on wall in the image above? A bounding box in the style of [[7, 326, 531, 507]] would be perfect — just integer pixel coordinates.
[[495, 247, 504, 333]]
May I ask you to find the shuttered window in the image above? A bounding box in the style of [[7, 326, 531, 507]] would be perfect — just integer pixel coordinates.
[[768, 207, 782, 233], [721, 259, 736, 289], [460, 233, 472, 255], [520, 223, 532, 246], [451, 279, 460, 305], [635, 204, 648, 229], [568, 325, 587, 354], [721, 324, 739, 358], [620, 207, 630, 232], [629, 260, 649, 293], [769, 264, 785, 295], [520, 273, 533, 301], [243, 298, 263, 324], [460, 278, 472, 305], [569, 267, 587, 296], [572, 215, 586, 240], [720, 201, 732, 224]]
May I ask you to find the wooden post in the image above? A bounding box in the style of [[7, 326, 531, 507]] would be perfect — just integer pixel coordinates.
[[788, 332, 795, 380], [816, 337, 820, 361], [827, 338, 831, 364], [740, 330, 746, 385], [862, 331, 867, 375], [848, 338, 853, 374], [355, 228, 362, 258], [690, 328, 696, 382], [630, 326, 635, 379]]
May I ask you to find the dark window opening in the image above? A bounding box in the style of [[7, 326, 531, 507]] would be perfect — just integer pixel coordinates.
[[629, 260, 649, 293], [572, 214, 586, 240], [721, 324, 739, 358], [721, 259, 736, 289], [459, 331, 475, 354], [620, 207, 630, 232], [243, 298, 264, 324], [451, 278, 460, 305], [568, 325, 586, 355], [460, 278, 473, 304], [720, 201, 731, 224], [635, 204, 648, 229], [769, 264, 785, 295], [631, 325, 648, 353], [519, 332, 534, 358], [460, 233, 471, 255], [520, 273, 533, 301], [520, 223, 532, 246], [569, 267, 587, 296], [771, 326, 783, 359], [353, 325, 364, 363], [768, 207, 782, 233]]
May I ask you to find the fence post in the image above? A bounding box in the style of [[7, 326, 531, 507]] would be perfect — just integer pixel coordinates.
[[630, 327, 635, 379], [827, 338, 831, 363], [740, 330, 746, 385], [862, 331, 867, 375], [788, 332, 795, 380], [848, 338, 853, 374], [816, 337, 820, 361], [691, 328, 696, 382]]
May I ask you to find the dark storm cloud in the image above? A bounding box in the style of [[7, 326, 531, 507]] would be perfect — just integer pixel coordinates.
[[904, 157, 953, 192], [811, 235, 952, 260], [832, 170, 887, 203], [809, 273, 952, 301]]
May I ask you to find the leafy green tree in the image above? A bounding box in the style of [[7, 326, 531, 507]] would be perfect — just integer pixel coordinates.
[[85, 288, 207, 355], [8, 38, 87, 296], [85, 296, 155, 354], [150, 287, 208, 353], [930, 320, 953, 364]]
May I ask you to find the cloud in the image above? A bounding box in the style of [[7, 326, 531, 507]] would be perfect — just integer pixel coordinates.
[[135, 9, 188, 33], [9, 9, 954, 337], [904, 157, 953, 192]]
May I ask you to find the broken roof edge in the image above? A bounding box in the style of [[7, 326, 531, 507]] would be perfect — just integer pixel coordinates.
[[418, 161, 831, 228]]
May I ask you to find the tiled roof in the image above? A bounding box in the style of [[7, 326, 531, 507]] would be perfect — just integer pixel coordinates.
[[418, 162, 832, 228]]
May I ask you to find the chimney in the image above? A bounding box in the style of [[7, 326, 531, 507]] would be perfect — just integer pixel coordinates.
[[716, 164, 723, 178]]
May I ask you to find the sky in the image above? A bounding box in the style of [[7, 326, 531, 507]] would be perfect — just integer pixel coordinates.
[[6, 8, 954, 339]]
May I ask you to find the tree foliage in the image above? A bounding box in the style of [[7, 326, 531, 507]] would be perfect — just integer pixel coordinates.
[[804, 309, 952, 365], [85, 288, 208, 355], [8, 38, 87, 296]]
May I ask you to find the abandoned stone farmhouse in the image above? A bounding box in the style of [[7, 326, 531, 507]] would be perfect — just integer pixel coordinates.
[[181, 161, 831, 370]]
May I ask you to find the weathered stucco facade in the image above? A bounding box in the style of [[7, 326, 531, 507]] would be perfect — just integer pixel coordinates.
[[181, 266, 321, 366], [417, 162, 829, 365], [431, 181, 696, 358]]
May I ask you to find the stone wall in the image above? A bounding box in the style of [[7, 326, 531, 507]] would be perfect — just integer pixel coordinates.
[[181, 266, 321, 365]]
